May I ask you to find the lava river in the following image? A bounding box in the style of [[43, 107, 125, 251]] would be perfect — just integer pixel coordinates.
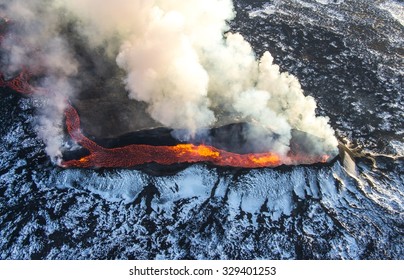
[[63, 102, 333, 168], [0, 70, 331, 168]]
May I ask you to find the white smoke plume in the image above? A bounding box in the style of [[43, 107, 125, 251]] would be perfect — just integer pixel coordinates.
[[0, 0, 78, 163], [0, 0, 338, 159]]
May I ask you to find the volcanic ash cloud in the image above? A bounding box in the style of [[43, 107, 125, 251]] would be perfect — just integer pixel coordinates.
[[1, 0, 339, 158]]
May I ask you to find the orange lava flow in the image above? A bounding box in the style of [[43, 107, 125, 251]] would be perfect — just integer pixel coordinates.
[[1, 69, 38, 94], [61, 104, 330, 168], [61, 103, 285, 168], [0, 68, 330, 168], [0, 69, 330, 168]]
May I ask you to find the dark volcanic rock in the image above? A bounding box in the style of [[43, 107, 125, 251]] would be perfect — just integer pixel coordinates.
[[0, 0, 403, 260]]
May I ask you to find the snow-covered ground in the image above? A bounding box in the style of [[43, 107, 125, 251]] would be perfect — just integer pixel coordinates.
[[0, 0, 403, 259]]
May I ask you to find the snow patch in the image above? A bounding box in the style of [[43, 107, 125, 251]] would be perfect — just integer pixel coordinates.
[[249, 3, 277, 19], [380, 1, 404, 26], [56, 169, 147, 203]]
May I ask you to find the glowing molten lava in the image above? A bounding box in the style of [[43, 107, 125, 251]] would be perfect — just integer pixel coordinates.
[[0, 69, 330, 168], [60, 104, 330, 168], [61, 103, 285, 168], [0, 69, 36, 94]]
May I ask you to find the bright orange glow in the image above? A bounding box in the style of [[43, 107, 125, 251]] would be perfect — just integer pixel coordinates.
[[59, 103, 284, 168], [60, 104, 321, 169], [172, 144, 221, 159], [249, 154, 281, 165]]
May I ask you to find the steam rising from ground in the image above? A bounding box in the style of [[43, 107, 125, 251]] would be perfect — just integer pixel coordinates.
[[0, 0, 78, 163], [0, 0, 338, 161]]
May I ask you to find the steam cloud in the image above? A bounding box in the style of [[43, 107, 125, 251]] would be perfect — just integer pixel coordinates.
[[0, 0, 78, 163], [0, 0, 338, 161]]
